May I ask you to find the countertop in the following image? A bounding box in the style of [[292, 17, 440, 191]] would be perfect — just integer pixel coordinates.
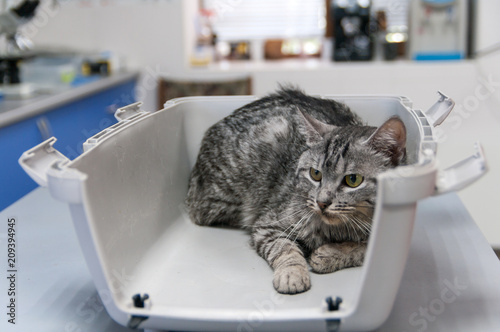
[[0, 71, 140, 129], [0, 188, 499, 331]]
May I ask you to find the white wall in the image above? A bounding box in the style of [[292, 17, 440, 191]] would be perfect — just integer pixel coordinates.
[[464, 0, 500, 247], [474, 0, 500, 53]]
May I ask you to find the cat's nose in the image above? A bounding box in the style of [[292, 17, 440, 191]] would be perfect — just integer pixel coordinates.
[[317, 201, 332, 211]]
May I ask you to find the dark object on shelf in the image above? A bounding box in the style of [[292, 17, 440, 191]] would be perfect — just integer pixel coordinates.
[[82, 60, 110, 76], [331, 0, 374, 61], [12, 0, 40, 19], [0, 58, 21, 84], [264, 39, 284, 60], [383, 42, 398, 61], [219, 41, 251, 61], [0, 53, 35, 84], [383, 39, 407, 61], [264, 39, 321, 60]]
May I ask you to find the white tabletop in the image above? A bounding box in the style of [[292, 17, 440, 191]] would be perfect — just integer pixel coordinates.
[[0, 187, 499, 332]]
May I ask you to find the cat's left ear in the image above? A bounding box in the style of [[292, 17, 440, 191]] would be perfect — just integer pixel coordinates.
[[296, 107, 336, 145], [366, 116, 406, 166]]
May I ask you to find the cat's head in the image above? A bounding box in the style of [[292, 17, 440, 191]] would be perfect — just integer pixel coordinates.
[[296, 109, 406, 229]]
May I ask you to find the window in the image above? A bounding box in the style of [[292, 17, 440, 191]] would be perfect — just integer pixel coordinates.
[[197, 0, 412, 62], [203, 0, 326, 41], [372, 0, 410, 29]]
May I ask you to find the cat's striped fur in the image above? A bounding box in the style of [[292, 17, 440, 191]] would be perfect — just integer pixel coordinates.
[[186, 88, 406, 294]]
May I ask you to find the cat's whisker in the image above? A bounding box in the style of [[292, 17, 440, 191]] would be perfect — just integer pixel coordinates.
[[352, 208, 373, 220], [280, 210, 315, 253], [354, 210, 374, 224], [275, 216, 304, 239], [354, 221, 369, 239], [287, 211, 315, 254], [349, 215, 362, 233], [286, 211, 313, 239], [346, 220, 353, 240], [352, 217, 370, 236], [352, 215, 372, 235], [275, 210, 310, 241], [349, 216, 362, 239], [273, 209, 306, 224], [336, 212, 370, 239], [261, 205, 310, 228], [358, 217, 371, 230], [337, 214, 354, 240]]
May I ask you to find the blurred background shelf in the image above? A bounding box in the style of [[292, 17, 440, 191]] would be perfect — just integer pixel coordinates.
[[0, 71, 138, 210]]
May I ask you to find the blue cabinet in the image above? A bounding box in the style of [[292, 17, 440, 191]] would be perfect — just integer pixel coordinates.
[[0, 77, 137, 211]]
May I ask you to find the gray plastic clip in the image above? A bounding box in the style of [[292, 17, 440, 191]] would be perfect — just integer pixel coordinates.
[[325, 296, 343, 311], [114, 102, 144, 122]]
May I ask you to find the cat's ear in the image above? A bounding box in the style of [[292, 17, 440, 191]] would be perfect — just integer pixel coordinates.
[[366, 116, 406, 166], [296, 107, 336, 145]]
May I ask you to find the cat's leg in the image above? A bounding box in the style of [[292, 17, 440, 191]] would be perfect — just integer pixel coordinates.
[[186, 178, 242, 227], [308, 242, 367, 274], [252, 229, 311, 294], [188, 197, 242, 227]]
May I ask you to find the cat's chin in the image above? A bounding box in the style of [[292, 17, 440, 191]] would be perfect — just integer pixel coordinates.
[[318, 213, 344, 226]]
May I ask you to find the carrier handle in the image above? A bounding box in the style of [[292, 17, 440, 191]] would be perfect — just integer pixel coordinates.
[[424, 91, 455, 127], [434, 142, 487, 195], [378, 142, 487, 204], [18, 137, 70, 187]]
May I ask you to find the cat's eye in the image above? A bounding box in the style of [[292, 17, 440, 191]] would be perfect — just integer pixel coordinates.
[[344, 174, 364, 188], [310, 167, 322, 182]]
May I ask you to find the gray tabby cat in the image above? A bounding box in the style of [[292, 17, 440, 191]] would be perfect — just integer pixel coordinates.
[[186, 88, 406, 294]]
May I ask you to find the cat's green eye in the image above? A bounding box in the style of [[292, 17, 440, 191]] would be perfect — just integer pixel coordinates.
[[310, 167, 322, 182], [345, 174, 364, 188]]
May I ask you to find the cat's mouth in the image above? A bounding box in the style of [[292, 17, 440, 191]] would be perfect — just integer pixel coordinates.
[[318, 210, 352, 225], [313, 204, 374, 228]]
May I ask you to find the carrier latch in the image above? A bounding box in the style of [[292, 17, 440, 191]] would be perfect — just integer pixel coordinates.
[[114, 101, 144, 122], [18, 137, 70, 187]]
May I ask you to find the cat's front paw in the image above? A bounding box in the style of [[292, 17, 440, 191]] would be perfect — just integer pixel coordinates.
[[273, 265, 311, 294], [309, 242, 366, 274]]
